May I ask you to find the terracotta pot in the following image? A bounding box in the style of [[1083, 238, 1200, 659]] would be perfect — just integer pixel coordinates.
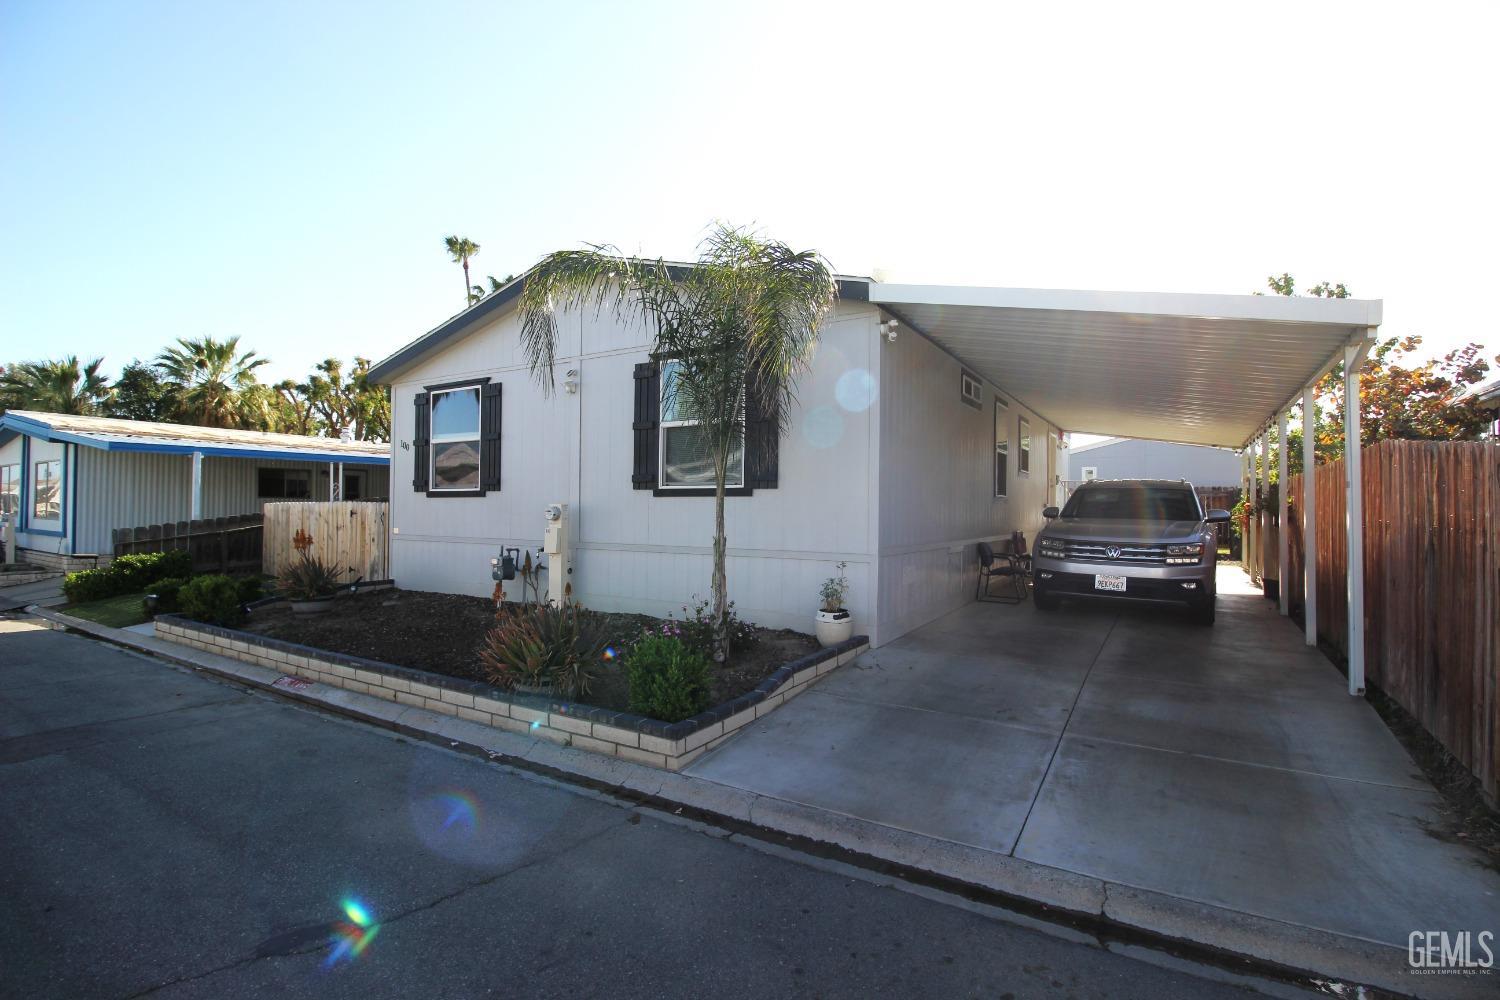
[[815, 609, 853, 647]]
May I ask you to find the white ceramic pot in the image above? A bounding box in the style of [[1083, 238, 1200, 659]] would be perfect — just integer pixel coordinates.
[[815, 609, 854, 647]]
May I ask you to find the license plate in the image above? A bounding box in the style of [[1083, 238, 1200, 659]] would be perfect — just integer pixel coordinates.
[[1094, 574, 1127, 592]]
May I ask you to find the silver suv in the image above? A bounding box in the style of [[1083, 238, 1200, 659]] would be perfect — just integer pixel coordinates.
[[1032, 480, 1231, 624]]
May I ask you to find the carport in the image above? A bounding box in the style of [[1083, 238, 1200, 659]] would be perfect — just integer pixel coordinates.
[[869, 283, 1382, 696]]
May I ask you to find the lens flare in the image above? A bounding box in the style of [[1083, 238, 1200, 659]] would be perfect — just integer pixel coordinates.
[[835, 368, 877, 412], [529, 719, 541, 731], [802, 405, 844, 449], [343, 900, 371, 927], [324, 899, 380, 968], [434, 791, 479, 831], [602, 646, 619, 661]]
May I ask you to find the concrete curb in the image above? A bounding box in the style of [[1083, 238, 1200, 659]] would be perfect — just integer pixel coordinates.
[[23, 607, 1483, 1000]]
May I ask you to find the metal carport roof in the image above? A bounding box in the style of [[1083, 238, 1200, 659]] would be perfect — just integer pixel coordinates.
[[867, 283, 1382, 449]]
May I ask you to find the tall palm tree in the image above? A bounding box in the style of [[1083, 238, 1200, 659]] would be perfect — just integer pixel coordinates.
[[518, 224, 837, 661], [444, 235, 481, 307], [156, 336, 269, 428], [0, 356, 112, 414]]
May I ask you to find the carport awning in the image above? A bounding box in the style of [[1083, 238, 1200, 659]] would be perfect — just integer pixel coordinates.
[[869, 284, 1382, 448]]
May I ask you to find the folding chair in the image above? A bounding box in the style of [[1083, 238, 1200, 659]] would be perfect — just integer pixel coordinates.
[[976, 539, 1028, 604]]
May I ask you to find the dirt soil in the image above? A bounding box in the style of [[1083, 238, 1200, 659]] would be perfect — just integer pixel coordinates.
[[239, 588, 820, 715]]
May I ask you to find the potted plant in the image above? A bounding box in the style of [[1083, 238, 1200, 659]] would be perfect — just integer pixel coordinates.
[[277, 554, 345, 615], [815, 561, 853, 647]]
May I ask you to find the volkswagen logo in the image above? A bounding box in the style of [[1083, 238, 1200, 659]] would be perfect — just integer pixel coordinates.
[[1105, 545, 1123, 560]]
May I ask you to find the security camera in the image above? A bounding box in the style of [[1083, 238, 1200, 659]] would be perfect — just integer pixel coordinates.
[[880, 319, 899, 342], [544, 504, 562, 522]]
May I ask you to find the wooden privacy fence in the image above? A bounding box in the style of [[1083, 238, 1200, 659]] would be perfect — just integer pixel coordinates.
[[1285, 439, 1500, 802], [1195, 486, 1242, 549], [112, 514, 263, 574], [262, 501, 389, 583]]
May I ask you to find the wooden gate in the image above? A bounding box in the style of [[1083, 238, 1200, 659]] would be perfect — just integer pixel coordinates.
[[262, 501, 389, 583]]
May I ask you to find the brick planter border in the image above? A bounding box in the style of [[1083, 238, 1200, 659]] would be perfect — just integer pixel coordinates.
[[154, 613, 868, 770]]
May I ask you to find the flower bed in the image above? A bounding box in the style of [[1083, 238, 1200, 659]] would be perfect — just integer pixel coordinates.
[[236, 589, 819, 713], [155, 609, 868, 771]]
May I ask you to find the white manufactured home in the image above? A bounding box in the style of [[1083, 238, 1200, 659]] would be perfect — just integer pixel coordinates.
[[0, 411, 389, 570], [368, 276, 1063, 647]]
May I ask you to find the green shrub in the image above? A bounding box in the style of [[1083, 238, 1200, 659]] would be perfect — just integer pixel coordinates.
[[237, 575, 265, 604], [64, 550, 192, 603], [149, 576, 192, 614], [479, 601, 608, 700], [179, 574, 248, 627], [626, 635, 712, 723]]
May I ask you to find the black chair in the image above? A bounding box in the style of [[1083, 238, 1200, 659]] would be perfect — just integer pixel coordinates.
[[976, 539, 1028, 604]]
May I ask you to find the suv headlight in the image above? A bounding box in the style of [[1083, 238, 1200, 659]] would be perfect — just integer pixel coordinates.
[[1165, 542, 1202, 565], [1038, 538, 1065, 557]]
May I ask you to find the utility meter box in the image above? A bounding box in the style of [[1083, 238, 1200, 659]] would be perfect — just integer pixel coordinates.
[[543, 504, 568, 604]]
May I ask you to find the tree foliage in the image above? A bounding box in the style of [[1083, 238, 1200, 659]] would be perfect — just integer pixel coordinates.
[[444, 235, 481, 306], [1253, 275, 1494, 481], [517, 224, 837, 661], [0, 356, 112, 415], [107, 360, 175, 422]]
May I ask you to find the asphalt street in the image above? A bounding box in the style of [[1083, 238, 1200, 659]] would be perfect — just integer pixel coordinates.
[[0, 619, 1268, 999]]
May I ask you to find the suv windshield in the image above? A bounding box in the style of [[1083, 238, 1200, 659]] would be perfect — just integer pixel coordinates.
[[1061, 484, 1201, 521]]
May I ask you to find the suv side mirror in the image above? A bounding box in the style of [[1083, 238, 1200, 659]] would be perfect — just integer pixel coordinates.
[[1205, 509, 1231, 524], [1042, 506, 1060, 519]]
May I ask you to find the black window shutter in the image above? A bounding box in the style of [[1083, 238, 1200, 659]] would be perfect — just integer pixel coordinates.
[[632, 362, 660, 489], [412, 391, 430, 492], [481, 382, 502, 492], [745, 372, 779, 490]]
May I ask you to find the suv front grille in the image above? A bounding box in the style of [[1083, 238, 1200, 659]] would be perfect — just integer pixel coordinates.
[[1059, 542, 1167, 565]]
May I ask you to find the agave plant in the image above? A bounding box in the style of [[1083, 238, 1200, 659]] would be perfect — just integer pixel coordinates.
[[276, 554, 346, 601], [479, 600, 608, 700]]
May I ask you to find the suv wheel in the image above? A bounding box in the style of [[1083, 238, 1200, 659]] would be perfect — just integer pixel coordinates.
[[1193, 595, 1216, 626]]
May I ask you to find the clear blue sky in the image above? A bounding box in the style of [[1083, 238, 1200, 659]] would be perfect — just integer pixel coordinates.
[[3, 1, 1496, 385]]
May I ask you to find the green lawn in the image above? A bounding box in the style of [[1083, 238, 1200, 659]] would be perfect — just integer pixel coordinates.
[[63, 592, 151, 629]]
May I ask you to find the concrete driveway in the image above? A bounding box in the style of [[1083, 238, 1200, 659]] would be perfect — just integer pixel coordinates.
[[688, 567, 1500, 949]]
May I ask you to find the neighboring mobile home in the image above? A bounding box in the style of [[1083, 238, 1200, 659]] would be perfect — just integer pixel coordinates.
[[1062, 436, 1242, 489], [367, 275, 1064, 648], [0, 411, 389, 570]]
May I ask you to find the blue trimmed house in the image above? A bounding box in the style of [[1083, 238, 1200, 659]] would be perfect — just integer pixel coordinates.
[[0, 411, 389, 571]]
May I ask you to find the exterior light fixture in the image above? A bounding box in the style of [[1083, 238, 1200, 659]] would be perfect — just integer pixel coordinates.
[[563, 370, 580, 394]]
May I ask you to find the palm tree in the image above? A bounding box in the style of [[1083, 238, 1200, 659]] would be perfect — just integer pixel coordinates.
[[518, 225, 837, 661], [444, 235, 481, 307], [0, 356, 112, 414], [155, 336, 269, 428]]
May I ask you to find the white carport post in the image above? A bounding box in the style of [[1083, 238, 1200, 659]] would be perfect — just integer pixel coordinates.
[[1277, 408, 1289, 615], [1302, 382, 1318, 645], [189, 451, 204, 520], [1257, 427, 1270, 584], [1343, 338, 1372, 696]]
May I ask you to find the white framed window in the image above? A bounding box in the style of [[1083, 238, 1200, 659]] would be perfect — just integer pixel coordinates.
[[429, 384, 483, 491], [33, 459, 61, 521], [659, 360, 743, 489], [994, 398, 1009, 498], [1018, 417, 1032, 475], [0, 464, 17, 516], [960, 370, 982, 408]]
